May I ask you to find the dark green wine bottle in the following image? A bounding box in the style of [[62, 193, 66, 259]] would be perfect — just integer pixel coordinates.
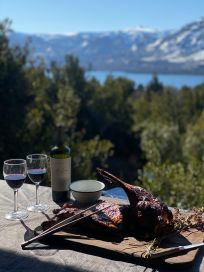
[[50, 126, 71, 203]]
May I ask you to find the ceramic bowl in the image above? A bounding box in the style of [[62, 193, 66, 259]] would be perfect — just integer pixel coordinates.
[[70, 180, 105, 204]]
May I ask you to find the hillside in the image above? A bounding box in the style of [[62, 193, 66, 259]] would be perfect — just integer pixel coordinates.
[[8, 18, 204, 74]]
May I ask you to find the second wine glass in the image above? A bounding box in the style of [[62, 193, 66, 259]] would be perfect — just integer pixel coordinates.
[[26, 154, 48, 212]]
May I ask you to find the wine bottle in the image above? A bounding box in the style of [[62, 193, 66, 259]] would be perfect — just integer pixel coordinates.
[[50, 125, 71, 203]]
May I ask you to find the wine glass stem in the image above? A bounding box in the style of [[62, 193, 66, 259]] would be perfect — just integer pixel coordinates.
[[14, 190, 18, 212], [36, 184, 39, 205]]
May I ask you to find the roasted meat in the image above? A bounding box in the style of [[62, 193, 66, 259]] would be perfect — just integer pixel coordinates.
[[97, 168, 174, 239], [41, 201, 125, 235], [41, 206, 79, 230], [89, 201, 123, 228], [41, 169, 173, 240]]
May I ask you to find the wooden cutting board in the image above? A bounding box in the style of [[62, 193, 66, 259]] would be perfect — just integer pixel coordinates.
[[37, 197, 204, 267], [41, 225, 203, 267]]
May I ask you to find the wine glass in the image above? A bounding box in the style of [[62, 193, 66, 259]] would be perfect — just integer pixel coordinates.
[[26, 154, 48, 212], [3, 159, 28, 220]]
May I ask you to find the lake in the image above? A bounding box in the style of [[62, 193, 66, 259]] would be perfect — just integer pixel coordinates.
[[86, 71, 204, 89]]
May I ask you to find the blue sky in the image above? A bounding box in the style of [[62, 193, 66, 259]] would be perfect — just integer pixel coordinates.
[[1, 0, 204, 33]]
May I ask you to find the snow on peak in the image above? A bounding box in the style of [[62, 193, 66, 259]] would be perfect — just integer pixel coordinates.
[[123, 26, 158, 34], [131, 44, 138, 52], [195, 16, 204, 23], [64, 32, 78, 37], [81, 40, 89, 47], [35, 32, 78, 40]]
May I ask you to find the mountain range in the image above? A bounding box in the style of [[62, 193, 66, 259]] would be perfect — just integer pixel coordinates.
[[8, 18, 204, 74]]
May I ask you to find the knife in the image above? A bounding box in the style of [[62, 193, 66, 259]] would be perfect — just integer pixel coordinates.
[[151, 242, 204, 259]]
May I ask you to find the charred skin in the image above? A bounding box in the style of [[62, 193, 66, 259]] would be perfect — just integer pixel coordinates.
[[97, 168, 173, 239], [41, 202, 125, 236]]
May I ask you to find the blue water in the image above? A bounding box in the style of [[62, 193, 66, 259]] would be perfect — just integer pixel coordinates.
[[103, 187, 128, 200], [86, 71, 204, 89]]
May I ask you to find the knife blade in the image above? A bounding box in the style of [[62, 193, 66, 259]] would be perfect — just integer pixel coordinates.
[[151, 242, 204, 259]]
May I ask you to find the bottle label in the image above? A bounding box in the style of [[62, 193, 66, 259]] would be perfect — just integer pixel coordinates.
[[50, 158, 71, 191]]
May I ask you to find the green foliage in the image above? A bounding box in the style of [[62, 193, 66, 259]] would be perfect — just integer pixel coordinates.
[[71, 136, 113, 180], [132, 83, 204, 207], [54, 85, 80, 131], [62, 55, 86, 96], [0, 19, 31, 160], [138, 161, 204, 209], [183, 111, 204, 161], [140, 122, 182, 163], [146, 74, 163, 94]]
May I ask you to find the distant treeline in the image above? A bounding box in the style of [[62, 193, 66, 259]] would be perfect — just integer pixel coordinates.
[[0, 19, 203, 208]]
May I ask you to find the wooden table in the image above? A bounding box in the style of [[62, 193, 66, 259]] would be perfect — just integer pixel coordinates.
[[0, 181, 203, 272]]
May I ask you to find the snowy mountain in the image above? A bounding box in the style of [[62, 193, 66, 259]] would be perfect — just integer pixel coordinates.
[[8, 18, 204, 74], [142, 17, 204, 73]]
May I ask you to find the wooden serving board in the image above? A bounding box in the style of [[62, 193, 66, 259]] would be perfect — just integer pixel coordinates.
[[37, 197, 204, 267], [42, 226, 203, 267]]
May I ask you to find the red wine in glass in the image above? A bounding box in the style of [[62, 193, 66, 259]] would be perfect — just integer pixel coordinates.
[[27, 169, 47, 184], [26, 154, 48, 212], [3, 158, 28, 220], [5, 174, 26, 189]]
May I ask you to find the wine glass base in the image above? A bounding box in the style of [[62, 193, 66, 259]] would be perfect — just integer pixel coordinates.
[[27, 203, 49, 212], [5, 210, 29, 221]]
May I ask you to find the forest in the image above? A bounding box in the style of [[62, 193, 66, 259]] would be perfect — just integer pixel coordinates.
[[0, 19, 203, 208]]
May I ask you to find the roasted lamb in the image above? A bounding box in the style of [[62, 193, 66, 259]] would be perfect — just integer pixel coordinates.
[[97, 168, 173, 239], [41, 169, 174, 240]]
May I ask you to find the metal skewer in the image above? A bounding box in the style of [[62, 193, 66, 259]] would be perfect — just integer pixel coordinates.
[[37, 202, 100, 235], [21, 203, 111, 249]]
